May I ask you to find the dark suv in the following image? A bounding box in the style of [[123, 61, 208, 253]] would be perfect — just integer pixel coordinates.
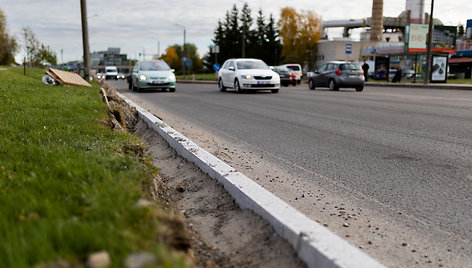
[[308, 61, 364, 91]]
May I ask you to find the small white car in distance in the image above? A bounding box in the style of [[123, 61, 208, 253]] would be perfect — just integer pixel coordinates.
[[218, 58, 280, 93]]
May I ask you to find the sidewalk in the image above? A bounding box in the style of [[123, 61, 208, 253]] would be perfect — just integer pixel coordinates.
[[365, 81, 472, 90]]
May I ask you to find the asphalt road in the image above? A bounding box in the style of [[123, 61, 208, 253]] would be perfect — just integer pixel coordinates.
[[111, 80, 472, 267]]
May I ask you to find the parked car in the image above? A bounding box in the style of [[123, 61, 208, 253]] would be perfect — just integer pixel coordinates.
[[130, 60, 176, 92], [96, 72, 105, 80], [281, 63, 302, 84], [117, 73, 126, 79], [308, 61, 364, 91], [271, 66, 292, 87], [105, 66, 118, 80], [218, 58, 280, 93]]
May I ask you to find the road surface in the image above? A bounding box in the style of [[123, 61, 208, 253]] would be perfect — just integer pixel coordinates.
[[111, 80, 472, 267]]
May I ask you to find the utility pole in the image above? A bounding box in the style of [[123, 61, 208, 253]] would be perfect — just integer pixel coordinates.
[[424, 0, 434, 84], [80, 0, 90, 81], [176, 24, 186, 79], [157, 41, 160, 59]]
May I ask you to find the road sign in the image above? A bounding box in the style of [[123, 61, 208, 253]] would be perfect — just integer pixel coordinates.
[[185, 61, 192, 67], [213, 63, 221, 71], [345, 44, 352, 54]]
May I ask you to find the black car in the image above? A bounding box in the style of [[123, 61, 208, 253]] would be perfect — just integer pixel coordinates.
[[272, 66, 292, 87]]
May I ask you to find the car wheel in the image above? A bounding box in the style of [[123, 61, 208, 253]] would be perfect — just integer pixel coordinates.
[[329, 80, 339, 91], [271, 88, 279, 93], [169, 88, 176, 92], [308, 79, 316, 90], [219, 78, 227, 92], [356, 86, 364, 92], [128, 81, 132, 90], [137, 84, 143, 92], [234, 79, 242, 93]]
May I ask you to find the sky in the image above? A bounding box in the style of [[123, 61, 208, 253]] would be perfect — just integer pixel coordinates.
[[1, 0, 470, 64]]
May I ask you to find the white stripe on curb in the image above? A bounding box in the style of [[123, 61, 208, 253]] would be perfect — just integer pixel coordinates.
[[117, 92, 385, 268]]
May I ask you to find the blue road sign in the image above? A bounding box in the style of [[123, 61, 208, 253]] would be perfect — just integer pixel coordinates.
[[213, 63, 221, 71], [185, 61, 192, 67], [345, 44, 352, 54]]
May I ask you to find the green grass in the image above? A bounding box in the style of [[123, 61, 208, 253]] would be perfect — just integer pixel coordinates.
[[447, 78, 472, 84], [0, 67, 192, 267], [176, 73, 217, 81]]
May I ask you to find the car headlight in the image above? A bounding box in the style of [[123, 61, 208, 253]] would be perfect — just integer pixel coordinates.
[[242, 74, 253, 80], [139, 74, 147, 81], [168, 74, 176, 81]]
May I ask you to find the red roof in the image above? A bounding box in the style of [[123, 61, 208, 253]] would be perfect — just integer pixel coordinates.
[[449, 57, 472, 63]]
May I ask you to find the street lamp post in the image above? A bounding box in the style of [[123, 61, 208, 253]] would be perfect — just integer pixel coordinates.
[[175, 24, 186, 79], [424, 0, 435, 84]]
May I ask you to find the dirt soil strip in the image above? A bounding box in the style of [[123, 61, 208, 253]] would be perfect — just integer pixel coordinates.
[[117, 92, 385, 268]]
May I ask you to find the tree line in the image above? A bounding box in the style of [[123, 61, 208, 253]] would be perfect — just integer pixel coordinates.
[[202, 3, 283, 69], [160, 4, 322, 73], [0, 9, 57, 67]]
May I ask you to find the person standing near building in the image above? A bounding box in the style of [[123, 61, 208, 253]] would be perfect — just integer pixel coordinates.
[[362, 61, 370, 81]]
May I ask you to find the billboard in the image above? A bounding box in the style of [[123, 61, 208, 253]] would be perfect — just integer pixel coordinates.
[[466, 19, 472, 39], [408, 24, 457, 53], [408, 24, 428, 51], [431, 56, 448, 82]]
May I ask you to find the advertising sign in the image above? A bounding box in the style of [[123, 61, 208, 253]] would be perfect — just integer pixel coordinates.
[[432, 25, 457, 53], [466, 19, 472, 39], [408, 24, 457, 53], [456, 40, 472, 56], [408, 24, 428, 51], [431, 56, 448, 82]]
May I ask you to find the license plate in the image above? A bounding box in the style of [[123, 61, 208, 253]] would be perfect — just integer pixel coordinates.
[[152, 80, 164, 84], [257, 80, 270, 84], [349, 74, 358, 78]]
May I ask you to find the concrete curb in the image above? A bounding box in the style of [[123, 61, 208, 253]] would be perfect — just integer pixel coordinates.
[[117, 92, 385, 268]]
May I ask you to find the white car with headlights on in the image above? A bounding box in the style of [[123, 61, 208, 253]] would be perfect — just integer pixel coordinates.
[[130, 60, 176, 92], [218, 58, 280, 93]]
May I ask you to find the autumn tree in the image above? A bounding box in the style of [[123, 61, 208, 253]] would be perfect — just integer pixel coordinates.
[[161, 43, 203, 74], [0, 9, 18, 65], [278, 7, 322, 70]]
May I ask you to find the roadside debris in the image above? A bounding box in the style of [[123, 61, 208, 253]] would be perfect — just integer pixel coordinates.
[[43, 68, 91, 87]]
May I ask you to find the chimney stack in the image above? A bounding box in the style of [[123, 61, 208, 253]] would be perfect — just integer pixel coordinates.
[[370, 0, 384, 42]]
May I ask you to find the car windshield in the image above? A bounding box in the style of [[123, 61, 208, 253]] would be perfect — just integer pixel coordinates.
[[340, 63, 362, 70], [286, 65, 300, 71], [237, 60, 268, 70], [140, 61, 170, 71], [274, 67, 289, 73]]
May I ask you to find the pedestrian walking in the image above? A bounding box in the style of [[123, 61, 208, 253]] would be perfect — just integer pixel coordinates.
[[362, 61, 369, 81]]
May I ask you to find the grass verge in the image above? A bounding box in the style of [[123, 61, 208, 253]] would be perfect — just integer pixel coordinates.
[[0, 67, 192, 268], [176, 73, 217, 81]]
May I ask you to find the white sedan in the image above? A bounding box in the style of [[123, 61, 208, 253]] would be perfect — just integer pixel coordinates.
[[218, 58, 280, 93]]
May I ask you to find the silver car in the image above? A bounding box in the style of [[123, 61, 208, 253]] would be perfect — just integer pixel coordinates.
[[308, 61, 364, 91]]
